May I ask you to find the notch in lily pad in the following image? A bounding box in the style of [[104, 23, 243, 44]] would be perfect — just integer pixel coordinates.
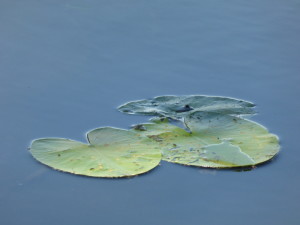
[[29, 127, 162, 178]]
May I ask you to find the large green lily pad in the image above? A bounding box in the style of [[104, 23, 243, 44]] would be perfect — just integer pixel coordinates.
[[131, 112, 279, 168], [118, 95, 255, 120], [29, 127, 161, 177]]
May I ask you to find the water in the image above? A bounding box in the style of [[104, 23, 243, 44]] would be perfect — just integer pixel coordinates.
[[1, 0, 299, 224]]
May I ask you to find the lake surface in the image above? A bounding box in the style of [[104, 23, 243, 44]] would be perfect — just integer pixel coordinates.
[[1, 0, 300, 224]]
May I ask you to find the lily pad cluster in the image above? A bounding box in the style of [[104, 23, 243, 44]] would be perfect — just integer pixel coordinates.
[[29, 95, 280, 178]]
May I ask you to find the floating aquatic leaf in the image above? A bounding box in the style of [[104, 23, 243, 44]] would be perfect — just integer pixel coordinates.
[[118, 95, 255, 120], [29, 127, 161, 177], [132, 112, 279, 168], [29, 95, 279, 176]]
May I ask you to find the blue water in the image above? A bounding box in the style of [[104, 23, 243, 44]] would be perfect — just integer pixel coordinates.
[[1, 0, 300, 224]]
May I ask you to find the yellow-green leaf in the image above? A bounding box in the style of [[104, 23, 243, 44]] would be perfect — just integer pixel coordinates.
[[29, 127, 161, 177], [132, 112, 279, 168]]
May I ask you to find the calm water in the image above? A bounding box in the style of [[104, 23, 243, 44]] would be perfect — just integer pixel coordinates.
[[1, 0, 300, 224]]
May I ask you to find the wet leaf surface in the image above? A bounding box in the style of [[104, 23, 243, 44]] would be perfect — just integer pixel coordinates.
[[30, 96, 279, 175], [29, 127, 161, 177], [118, 95, 256, 120], [132, 112, 279, 168]]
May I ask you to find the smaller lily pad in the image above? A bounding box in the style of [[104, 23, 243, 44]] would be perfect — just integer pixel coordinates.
[[118, 95, 255, 120], [29, 127, 161, 177]]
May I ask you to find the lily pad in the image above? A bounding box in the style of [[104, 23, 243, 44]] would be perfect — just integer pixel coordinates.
[[29, 127, 161, 177], [118, 95, 255, 120], [131, 112, 279, 168]]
